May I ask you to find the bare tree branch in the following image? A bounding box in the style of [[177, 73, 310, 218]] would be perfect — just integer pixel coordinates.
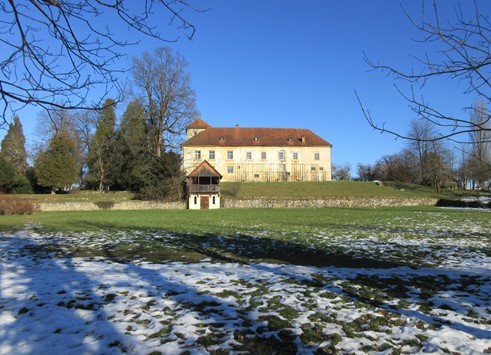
[[0, 0, 204, 128], [361, 1, 491, 145]]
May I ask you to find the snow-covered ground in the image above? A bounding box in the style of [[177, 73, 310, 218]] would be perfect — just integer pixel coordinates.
[[1, 223, 490, 354]]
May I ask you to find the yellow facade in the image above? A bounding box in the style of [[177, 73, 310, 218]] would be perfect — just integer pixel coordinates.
[[183, 145, 331, 182], [182, 120, 332, 182]]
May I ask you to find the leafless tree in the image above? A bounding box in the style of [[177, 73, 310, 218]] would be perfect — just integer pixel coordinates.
[[1, 1, 201, 128], [132, 47, 198, 156], [468, 100, 491, 186], [357, 163, 380, 181], [332, 163, 351, 180], [358, 1, 491, 144]]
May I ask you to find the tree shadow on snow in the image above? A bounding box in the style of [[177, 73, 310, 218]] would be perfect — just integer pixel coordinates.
[[0, 234, 129, 354]]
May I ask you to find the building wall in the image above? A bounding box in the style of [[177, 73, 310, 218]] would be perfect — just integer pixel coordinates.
[[188, 193, 221, 209], [183, 145, 332, 182]]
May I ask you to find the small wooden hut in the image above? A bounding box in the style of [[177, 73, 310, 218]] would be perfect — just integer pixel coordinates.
[[187, 160, 222, 209]]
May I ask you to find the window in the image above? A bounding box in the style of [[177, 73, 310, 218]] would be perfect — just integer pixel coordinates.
[[314, 153, 320, 160], [246, 151, 252, 160], [319, 166, 324, 171], [278, 151, 285, 160], [254, 173, 260, 179], [227, 151, 233, 159], [293, 152, 299, 160], [261, 152, 267, 160], [227, 166, 234, 174], [209, 150, 215, 160], [193, 196, 197, 205], [194, 150, 201, 160], [311, 166, 316, 171], [212, 196, 216, 205]]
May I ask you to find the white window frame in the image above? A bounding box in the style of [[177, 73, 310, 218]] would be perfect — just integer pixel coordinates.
[[314, 153, 320, 161], [209, 150, 215, 160], [278, 150, 285, 161], [246, 151, 252, 160], [227, 151, 234, 160], [194, 150, 201, 160]]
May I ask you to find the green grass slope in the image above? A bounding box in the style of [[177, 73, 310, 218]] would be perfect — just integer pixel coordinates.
[[220, 181, 459, 199]]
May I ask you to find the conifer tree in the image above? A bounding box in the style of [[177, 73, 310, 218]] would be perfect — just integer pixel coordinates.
[[35, 130, 78, 193], [1, 116, 28, 175], [87, 98, 117, 191], [115, 98, 148, 190], [0, 153, 15, 193]]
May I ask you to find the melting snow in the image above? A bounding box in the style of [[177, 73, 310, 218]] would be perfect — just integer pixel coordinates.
[[1, 227, 490, 354]]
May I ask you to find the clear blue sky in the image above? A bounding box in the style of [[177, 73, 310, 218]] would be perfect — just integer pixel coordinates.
[[2, 1, 489, 170]]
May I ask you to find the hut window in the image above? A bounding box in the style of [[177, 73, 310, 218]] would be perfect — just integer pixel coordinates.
[[212, 196, 216, 205], [193, 196, 197, 205]]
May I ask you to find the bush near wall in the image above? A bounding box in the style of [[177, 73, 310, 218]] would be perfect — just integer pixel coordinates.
[[0, 200, 38, 215]]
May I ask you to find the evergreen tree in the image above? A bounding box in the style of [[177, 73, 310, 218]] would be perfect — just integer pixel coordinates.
[[115, 99, 148, 190], [0, 153, 15, 193], [87, 98, 117, 191], [136, 152, 184, 200], [35, 130, 78, 193], [1, 116, 28, 175]]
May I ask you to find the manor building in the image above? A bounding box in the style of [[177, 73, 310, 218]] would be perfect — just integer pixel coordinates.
[[182, 118, 332, 182]]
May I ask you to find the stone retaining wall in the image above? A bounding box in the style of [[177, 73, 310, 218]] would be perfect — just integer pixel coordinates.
[[222, 197, 438, 209], [37, 197, 438, 211], [38, 200, 186, 211]]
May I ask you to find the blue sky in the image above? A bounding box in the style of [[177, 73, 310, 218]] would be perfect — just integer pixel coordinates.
[[2, 1, 489, 169]]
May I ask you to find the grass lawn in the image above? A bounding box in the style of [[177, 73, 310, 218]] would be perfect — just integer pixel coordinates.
[[0, 190, 135, 203], [1, 207, 490, 354], [220, 180, 480, 199], [1, 206, 489, 267], [2, 180, 485, 206]]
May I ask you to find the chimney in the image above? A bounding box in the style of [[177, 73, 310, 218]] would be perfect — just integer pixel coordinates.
[[236, 124, 239, 127]]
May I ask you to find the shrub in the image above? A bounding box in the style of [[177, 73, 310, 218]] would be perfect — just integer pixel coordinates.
[[11, 174, 33, 194], [0, 200, 38, 215], [95, 201, 115, 210]]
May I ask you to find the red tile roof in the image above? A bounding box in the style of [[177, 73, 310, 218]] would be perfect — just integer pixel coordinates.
[[182, 126, 331, 147], [187, 118, 211, 130]]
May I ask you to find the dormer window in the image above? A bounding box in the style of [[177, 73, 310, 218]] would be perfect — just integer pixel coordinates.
[[254, 136, 259, 141], [219, 136, 225, 141], [287, 137, 293, 142]]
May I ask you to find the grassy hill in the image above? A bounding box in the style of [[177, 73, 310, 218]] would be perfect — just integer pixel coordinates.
[[1, 181, 485, 205], [220, 181, 467, 200]]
